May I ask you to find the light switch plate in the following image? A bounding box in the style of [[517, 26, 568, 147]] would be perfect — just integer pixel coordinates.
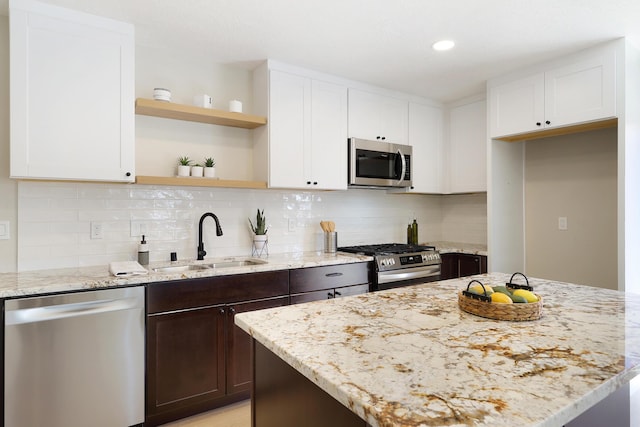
[[0, 221, 10, 240], [558, 217, 568, 231]]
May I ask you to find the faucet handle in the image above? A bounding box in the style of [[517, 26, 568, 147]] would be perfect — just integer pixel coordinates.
[[197, 249, 207, 260]]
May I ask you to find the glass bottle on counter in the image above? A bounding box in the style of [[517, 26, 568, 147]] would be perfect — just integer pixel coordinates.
[[411, 217, 418, 245]]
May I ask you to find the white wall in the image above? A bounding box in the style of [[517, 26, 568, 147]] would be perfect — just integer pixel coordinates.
[[134, 45, 256, 179], [0, 16, 18, 273], [524, 128, 617, 289], [441, 193, 487, 244]]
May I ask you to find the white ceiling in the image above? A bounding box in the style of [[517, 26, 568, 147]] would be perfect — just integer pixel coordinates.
[[3, 0, 640, 102]]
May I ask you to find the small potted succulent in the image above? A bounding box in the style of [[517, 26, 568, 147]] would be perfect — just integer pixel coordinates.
[[203, 157, 216, 178], [248, 209, 268, 255], [177, 156, 192, 176], [191, 163, 204, 177]]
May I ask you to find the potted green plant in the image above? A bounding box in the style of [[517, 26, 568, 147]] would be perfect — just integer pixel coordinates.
[[249, 209, 268, 255], [177, 156, 192, 177], [191, 163, 204, 177], [203, 157, 216, 178]]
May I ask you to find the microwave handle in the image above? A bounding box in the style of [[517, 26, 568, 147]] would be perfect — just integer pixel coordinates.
[[396, 149, 406, 185]]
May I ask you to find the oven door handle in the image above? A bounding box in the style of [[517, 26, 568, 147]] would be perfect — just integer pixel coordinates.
[[396, 149, 406, 186], [377, 265, 440, 284]]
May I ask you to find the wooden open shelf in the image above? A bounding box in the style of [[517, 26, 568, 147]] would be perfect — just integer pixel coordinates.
[[135, 98, 267, 129], [496, 118, 618, 143], [135, 175, 267, 189]]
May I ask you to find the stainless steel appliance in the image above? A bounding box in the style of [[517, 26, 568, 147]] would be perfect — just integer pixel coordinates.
[[4, 286, 145, 427], [338, 243, 441, 291], [348, 137, 412, 188]]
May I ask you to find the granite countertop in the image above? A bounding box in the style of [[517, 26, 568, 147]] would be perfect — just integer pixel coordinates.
[[426, 241, 488, 256], [0, 252, 372, 299], [235, 272, 640, 427]]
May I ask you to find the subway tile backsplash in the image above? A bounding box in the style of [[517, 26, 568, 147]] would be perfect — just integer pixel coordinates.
[[17, 181, 487, 271]]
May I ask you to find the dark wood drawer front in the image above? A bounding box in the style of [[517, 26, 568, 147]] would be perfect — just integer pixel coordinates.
[[289, 263, 370, 294], [147, 270, 289, 314]]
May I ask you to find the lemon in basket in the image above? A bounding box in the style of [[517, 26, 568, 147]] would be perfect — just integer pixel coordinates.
[[512, 289, 538, 303], [468, 284, 493, 296], [490, 292, 513, 304]]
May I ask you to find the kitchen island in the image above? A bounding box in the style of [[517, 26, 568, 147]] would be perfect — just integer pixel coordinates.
[[235, 273, 640, 427]]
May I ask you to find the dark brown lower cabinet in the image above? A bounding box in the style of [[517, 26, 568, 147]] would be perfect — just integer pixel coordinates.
[[226, 297, 288, 395], [289, 262, 371, 304], [253, 340, 367, 427], [440, 253, 488, 280], [145, 271, 289, 426]]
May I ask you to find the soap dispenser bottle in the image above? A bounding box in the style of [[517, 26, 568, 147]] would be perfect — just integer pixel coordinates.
[[138, 235, 149, 265]]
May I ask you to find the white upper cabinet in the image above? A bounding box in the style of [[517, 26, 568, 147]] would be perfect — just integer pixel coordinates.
[[267, 71, 310, 189], [489, 49, 616, 138], [10, 0, 135, 182], [261, 69, 347, 190], [446, 98, 487, 194], [544, 52, 616, 127], [347, 89, 408, 144], [489, 74, 544, 137], [310, 80, 348, 190], [406, 102, 443, 193]]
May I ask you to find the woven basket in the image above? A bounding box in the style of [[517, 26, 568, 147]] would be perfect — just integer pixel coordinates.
[[458, 291, 543, 321]]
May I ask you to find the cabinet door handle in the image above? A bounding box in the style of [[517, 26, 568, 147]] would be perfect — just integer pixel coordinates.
[[306, 181, 311, 185], [219, 308, 225, 315], [327, 292, 335, 299], [334, 291, 342, 297], [126, 172, 131, 177], [545, 120, 551, 125], [313, 182, 318, 185], [325, 272, 343, 277], [229, 307, 236, 315], [536, 122, 541, 126]]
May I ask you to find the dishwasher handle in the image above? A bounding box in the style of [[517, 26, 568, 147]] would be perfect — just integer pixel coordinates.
[[5, 297, 141, 326]]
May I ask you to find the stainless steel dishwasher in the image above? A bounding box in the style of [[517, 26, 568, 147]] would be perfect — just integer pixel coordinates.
[[4, 286, 144, 427]]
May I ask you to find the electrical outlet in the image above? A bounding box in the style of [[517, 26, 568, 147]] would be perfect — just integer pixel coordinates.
[[0, 221, 10, 240], [288, 218, 296, 232], [90, 222, 103, 239], [558, 217, 568, 231]]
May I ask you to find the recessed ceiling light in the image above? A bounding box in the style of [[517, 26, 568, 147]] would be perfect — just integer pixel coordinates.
[[432, 40, 455, 51]]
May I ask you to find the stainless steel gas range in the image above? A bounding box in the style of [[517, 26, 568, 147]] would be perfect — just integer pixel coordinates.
[[338, 243, 441, 291]]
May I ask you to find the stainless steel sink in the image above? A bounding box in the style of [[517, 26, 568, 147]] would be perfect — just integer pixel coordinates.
[[152, 264, 212, 273], [152, 258, 266, 273], [207, 259, 267, 268]]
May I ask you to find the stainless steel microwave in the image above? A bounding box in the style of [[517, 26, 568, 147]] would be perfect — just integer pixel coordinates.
[[348, 138, 412, 188]]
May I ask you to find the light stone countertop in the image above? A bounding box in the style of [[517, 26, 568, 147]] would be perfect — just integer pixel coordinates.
[[426, 241, 488, 256], [235, 272, 640, 427], [0, 251, 372, 299]]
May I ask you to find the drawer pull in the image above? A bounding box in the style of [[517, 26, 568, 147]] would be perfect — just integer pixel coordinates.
[[325, 272, 343, 277]]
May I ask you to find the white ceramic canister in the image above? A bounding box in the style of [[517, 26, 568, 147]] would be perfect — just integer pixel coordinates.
[[153, 88, 171, 102]]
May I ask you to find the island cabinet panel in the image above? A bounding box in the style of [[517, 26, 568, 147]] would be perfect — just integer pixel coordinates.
[[440, 253, 487, 280], [145, 270, 289, 426], [253, 341, 367, 427], [289, 262, 371, 303]]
